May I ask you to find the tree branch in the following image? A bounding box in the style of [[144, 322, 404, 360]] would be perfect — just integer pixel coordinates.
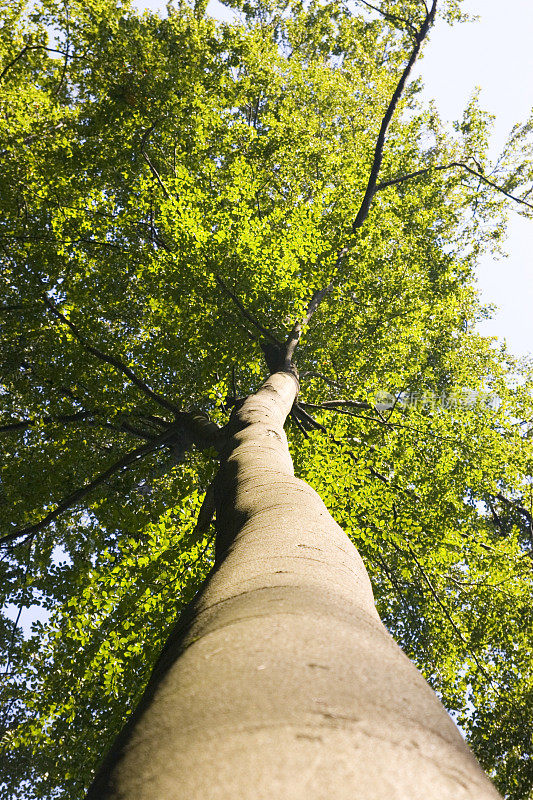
[[355, 0, 419, 37], [0, 398, 149, 441], [376, 160, 533, 211], [52, 0, 70, 97], [289, 409, 309, 438], [0, 304, 32, 312], [193, 481, 216, 536], [2, 541, 34, 676], [299, 401, 398, 431], [405, 543, 493, 684], [376, 553, 419, 618], [43, 297, 181, 415], [351, 0, 437, 233], [300, 399, 373, 411], [283, 276, 337, 368], [0, 411, 92, 434], [283, 248, 352, 369], [0, 383, 155, 442], [299, 371, 346, 390], [494, 492, 533, 548], [283, 5, 438, 362], [0, 44, 83, 83], [0, 440, 159, 547], [293, 403, 327, 433], [142, 152, 171, 200], [113, 418, 155, 442], [139, 123, 171, 200], [214, 275, 281, 346]]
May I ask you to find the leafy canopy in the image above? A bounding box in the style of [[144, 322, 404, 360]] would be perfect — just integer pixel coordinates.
[[0, 0, 532, 798]]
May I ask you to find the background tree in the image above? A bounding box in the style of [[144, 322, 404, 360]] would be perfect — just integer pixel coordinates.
[[0, 0, 532, 797]]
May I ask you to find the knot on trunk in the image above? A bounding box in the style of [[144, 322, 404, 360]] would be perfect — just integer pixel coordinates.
[[260, 339, 299, 383]]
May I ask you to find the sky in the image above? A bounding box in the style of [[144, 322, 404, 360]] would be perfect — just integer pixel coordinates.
[[415, 0, 533, 360]]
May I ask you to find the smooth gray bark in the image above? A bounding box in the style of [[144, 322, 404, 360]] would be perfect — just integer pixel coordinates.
[[87, 372, 501, 799]]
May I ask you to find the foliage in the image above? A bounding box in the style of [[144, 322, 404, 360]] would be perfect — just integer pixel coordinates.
[[0, 0, 532, 798]]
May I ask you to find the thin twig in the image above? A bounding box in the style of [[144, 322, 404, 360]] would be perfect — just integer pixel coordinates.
[[2, 542, 34, 675], [0, 44, 82, 83], [376, 553, 419, 617], [494, 493, 533, 548], [52, 0, 70, 97], [142, 152, 171, 200], [376, 160, 533, 212], [0, 411, 91, 434], [355, 0, 419, 37], [300, 399, 373, 411], [43, 297, 180, 415], [283, 4, 438, 362], [289, 409, 309, 438], [214, 275, 281, 345], [299, 371, 346, 390], [138, 123, 172, 200], [0, 304, 32, 312], [283, 276, 337, 367], [405, 543, 494, 685]]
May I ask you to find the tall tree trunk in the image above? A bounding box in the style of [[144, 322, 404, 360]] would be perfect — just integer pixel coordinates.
[[87, 372, 501, 799]]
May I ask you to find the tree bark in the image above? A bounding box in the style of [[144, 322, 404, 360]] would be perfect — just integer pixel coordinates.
[[86, 372, 501, 800]]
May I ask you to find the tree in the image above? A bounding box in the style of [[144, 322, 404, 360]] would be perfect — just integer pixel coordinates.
[[0, 0, 532, 797]]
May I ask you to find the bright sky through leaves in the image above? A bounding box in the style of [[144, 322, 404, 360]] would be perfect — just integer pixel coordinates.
[[135, 0, 533, 359]]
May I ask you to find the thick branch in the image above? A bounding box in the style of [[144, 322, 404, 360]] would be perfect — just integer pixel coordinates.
[[181, 409, 223, 451], [351, 1, 437, 233], [289, 409, 309, 438], [292, 403, 327, 433], [193, 482, 216, 536], [0, 440, 158, 547]]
